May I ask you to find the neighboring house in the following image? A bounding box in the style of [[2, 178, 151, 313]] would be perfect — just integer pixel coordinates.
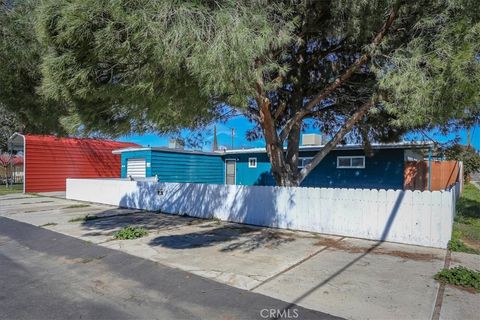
[[8, 133, 139, 193], [113, 135, 432, 190]]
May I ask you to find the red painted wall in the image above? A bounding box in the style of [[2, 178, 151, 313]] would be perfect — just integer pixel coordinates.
[[25, 135, 138, 192]]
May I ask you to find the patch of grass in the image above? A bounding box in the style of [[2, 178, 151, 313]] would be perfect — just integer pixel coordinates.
[[434, 266, 480, 292], [456, 183, 480, 220], [448, 237, 480, 254], [40, 222, 58, 227], [64, 204, 90, 209], [451, 183, 480, 253], [0, 184, 23, 195], [68, 215, 100, 223], [113, 226, 148, 240]]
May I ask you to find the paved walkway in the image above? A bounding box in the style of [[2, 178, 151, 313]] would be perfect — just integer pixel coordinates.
[[0, 216, 336, 320], [1, 193, 479, 319]]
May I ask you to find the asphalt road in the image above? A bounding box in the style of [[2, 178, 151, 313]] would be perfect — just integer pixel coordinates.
[[0, 216, 341, 320]]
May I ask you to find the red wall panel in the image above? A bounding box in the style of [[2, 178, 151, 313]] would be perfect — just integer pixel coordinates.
[[25, 135, 138, 192]]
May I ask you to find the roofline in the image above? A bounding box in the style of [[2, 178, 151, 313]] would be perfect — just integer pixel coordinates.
[[7, 132, 25, 150], [223, 141, 434, 154], [112, 146, 221, 156], [113, 141, 434, 156], [8, 133, 140, 146], [8, 132, 25, 141]]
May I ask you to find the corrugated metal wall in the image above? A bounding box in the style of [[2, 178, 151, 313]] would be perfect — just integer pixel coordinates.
[[25, 135, 138, 192], [121, 150, 224, 184]]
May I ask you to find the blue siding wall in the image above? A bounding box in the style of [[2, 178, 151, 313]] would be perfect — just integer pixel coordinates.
[[121, 150, 224, 184], [150, 150, 224, 184], [299, 149, 404, 189], [227, 148, 405, 189], [121, 147, 405, 189], [225, 153, 274, 186]]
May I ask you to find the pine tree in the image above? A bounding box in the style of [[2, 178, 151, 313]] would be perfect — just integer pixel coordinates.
[[2, 0, 478, 186]]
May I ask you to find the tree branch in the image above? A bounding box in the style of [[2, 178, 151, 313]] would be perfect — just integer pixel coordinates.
[[298, 99, 376, 184], [273, 101, 287, 120], [279, 3, 401, 142]]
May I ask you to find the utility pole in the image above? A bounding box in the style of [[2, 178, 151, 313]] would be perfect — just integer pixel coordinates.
[[212, 125, 218, 152], [231, 128, 235, 150]]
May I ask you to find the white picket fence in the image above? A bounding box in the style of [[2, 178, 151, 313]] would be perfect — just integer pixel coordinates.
[[66, 178, 460, 248]]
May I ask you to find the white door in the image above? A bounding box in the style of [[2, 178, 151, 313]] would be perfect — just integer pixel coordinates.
[[225, 160, 236, 185], [127, 158, 146, 178]]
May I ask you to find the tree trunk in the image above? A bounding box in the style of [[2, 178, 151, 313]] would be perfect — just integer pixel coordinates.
[[257, 95, 301, 187]]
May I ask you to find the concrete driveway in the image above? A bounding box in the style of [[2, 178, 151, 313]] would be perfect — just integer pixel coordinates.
[[1, 193, 479, 320]]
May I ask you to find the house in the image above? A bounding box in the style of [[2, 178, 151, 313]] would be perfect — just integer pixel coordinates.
[[113, 134, 433, 190], [8, 133, 139, 193]]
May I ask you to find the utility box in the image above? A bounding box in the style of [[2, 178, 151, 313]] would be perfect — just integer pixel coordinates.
[[301, 134, 323, 146], [168, 138, 185, 150]]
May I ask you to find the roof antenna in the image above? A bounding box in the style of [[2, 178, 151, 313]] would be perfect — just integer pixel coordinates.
[[212, 125, 218, 152]]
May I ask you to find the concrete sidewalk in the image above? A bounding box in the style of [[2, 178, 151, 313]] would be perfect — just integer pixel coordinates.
[[0, 216, 335, 320], [1, 193, 479, 319]]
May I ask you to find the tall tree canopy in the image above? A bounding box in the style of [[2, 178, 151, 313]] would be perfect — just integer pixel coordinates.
[[0, 0, 68, 135], [1, 0, 479, 186]]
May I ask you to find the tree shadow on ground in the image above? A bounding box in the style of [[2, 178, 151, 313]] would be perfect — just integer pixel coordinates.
[[80, 211, 209, 237], [148, 224, 296, 253]]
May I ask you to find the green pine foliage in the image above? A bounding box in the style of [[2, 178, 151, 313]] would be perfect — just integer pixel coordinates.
[[379, 0, 480, 130], [1, 0, 479, 184], [31, 0, 478, 136], [34, 0, 297, 135], [0, 0, 69, 135]]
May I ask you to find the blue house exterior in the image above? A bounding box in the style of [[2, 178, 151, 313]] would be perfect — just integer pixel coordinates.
[[114, 142, 428, 190], [117, 148, 224, 184]]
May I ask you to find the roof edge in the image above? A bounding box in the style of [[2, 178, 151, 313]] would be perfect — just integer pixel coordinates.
[[113, 141, 434, 155]]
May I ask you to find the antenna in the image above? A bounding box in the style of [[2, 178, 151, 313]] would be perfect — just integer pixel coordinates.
[[212, 126, 218, 151]]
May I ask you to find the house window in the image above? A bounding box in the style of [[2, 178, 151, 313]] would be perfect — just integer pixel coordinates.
[[337, 156, 365, 169], [298, 157, 313, 169], [248, 157, 257, 168]]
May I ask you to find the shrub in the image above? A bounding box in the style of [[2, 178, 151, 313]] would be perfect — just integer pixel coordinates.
[[444, 144, 480, 180], [113, 226, 148, 240], [434, 266, 480, 292]]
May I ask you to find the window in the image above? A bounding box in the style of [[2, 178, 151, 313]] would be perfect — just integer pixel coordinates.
[[337, 156, 365, 169], [248, 157, 257, 168], [298, 157, 313, 169]]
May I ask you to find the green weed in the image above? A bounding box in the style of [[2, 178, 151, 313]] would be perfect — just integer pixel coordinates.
[[434, 266, 480, 292], [113, 226, 148, 240]]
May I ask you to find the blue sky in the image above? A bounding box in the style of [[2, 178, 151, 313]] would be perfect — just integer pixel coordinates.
[[119, 115, 480, 151]]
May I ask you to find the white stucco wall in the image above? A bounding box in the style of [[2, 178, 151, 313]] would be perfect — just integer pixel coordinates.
[[66, 178, 459, 248]]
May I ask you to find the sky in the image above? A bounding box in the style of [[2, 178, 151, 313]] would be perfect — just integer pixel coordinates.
[[118, 115, 480, 151]]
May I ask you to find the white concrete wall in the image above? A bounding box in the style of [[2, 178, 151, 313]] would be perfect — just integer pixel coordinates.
[[67, 178, 459, 248]]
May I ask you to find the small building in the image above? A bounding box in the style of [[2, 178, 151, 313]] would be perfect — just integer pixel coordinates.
[[8, 134, 138, 193], [113, 136, 435, 190]]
